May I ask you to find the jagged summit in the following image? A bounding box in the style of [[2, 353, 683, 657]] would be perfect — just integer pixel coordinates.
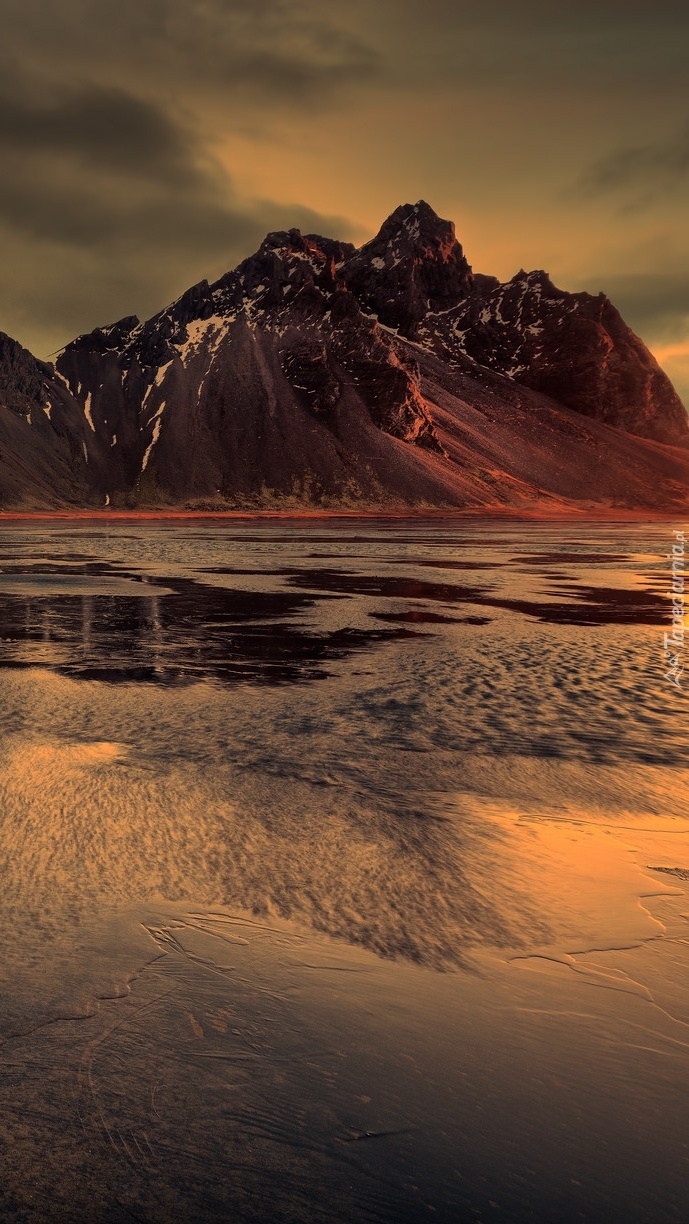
[[0, 200, 687, 511], [370, 200, 463, 255], [339, 201, 474, 335]]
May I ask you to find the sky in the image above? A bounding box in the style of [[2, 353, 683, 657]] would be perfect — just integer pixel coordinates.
[[1, 0, 688, 404]]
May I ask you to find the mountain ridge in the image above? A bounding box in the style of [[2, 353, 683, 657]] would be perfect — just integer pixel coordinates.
[[0, 200, 687, 512]]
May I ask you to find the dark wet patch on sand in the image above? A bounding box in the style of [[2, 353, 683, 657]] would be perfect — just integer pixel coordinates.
[[303, 554, 504, 570], [515, 585, 669, 625], [509, 552, 628, 566], [0, 554, 669, 690], [0, 575, 427, 687], [283, 569, 668, 625], [369, 610, 491, 625], [283, 568, 489, 603]]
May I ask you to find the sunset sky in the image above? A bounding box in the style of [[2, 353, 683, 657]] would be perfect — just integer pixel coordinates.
[[2, 0, 688, 403]]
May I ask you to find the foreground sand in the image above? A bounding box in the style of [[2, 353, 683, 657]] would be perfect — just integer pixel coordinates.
[[2, 809, 689, 1222], [0, 518, 686, 1221]]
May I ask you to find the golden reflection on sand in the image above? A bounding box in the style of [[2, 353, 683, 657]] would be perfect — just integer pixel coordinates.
[[0, 522, 686, 1221]]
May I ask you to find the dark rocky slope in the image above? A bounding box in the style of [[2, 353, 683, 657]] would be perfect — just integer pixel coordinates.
[[0, 202, 687, 511]]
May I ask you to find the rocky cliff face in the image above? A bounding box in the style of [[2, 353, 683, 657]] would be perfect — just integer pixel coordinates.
[[340, 200, 474, 336], [0, 332, 91, 507], [417, 267, 688, 446], [0, 201, 687, 510]]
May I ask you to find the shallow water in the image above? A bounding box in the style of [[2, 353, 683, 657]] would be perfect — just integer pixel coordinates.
[[0, 518, 687, 1221]]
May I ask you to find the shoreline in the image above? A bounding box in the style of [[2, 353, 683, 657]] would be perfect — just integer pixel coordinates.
[[0, 507, 687, 523]]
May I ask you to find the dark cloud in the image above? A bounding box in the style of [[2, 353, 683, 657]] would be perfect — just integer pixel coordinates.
[[0, 82, 240, 247], [575, 272, 689, 343], [579, 129, 689, 203], [1, 0, 379, 107], [0, 80, 245, 250], [0, 75, 355, 351], [0, 3, 368, 352], [0, 157, 248, 250], [354, 0, 689, 90], [4, 0, 682, 117], [0, 85, 192, 179], [386, 0, 689, 31]]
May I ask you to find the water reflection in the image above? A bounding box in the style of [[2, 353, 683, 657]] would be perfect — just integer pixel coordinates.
[[0, 526, 675, 687], [0, 576, 424, 685]]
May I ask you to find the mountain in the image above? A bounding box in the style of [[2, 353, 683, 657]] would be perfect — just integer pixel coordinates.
[[0, 200, 687, 512]]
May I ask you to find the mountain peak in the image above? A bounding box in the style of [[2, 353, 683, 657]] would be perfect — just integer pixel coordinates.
[[339, 201, 474, 336], [379, 199, 451, 238], [368, 200, 461, 261]]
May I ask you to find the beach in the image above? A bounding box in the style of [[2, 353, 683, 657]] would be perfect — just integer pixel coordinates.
[[0, 518, 686, 1221]]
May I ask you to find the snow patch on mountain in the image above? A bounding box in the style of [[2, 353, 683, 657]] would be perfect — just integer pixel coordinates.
[[83, 392, 95, 432], [141, 406, 165, 473]]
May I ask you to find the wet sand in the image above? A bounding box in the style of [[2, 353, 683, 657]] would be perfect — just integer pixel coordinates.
[[2, 823, 689, 1223], [0, 519, 686, 1221]]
